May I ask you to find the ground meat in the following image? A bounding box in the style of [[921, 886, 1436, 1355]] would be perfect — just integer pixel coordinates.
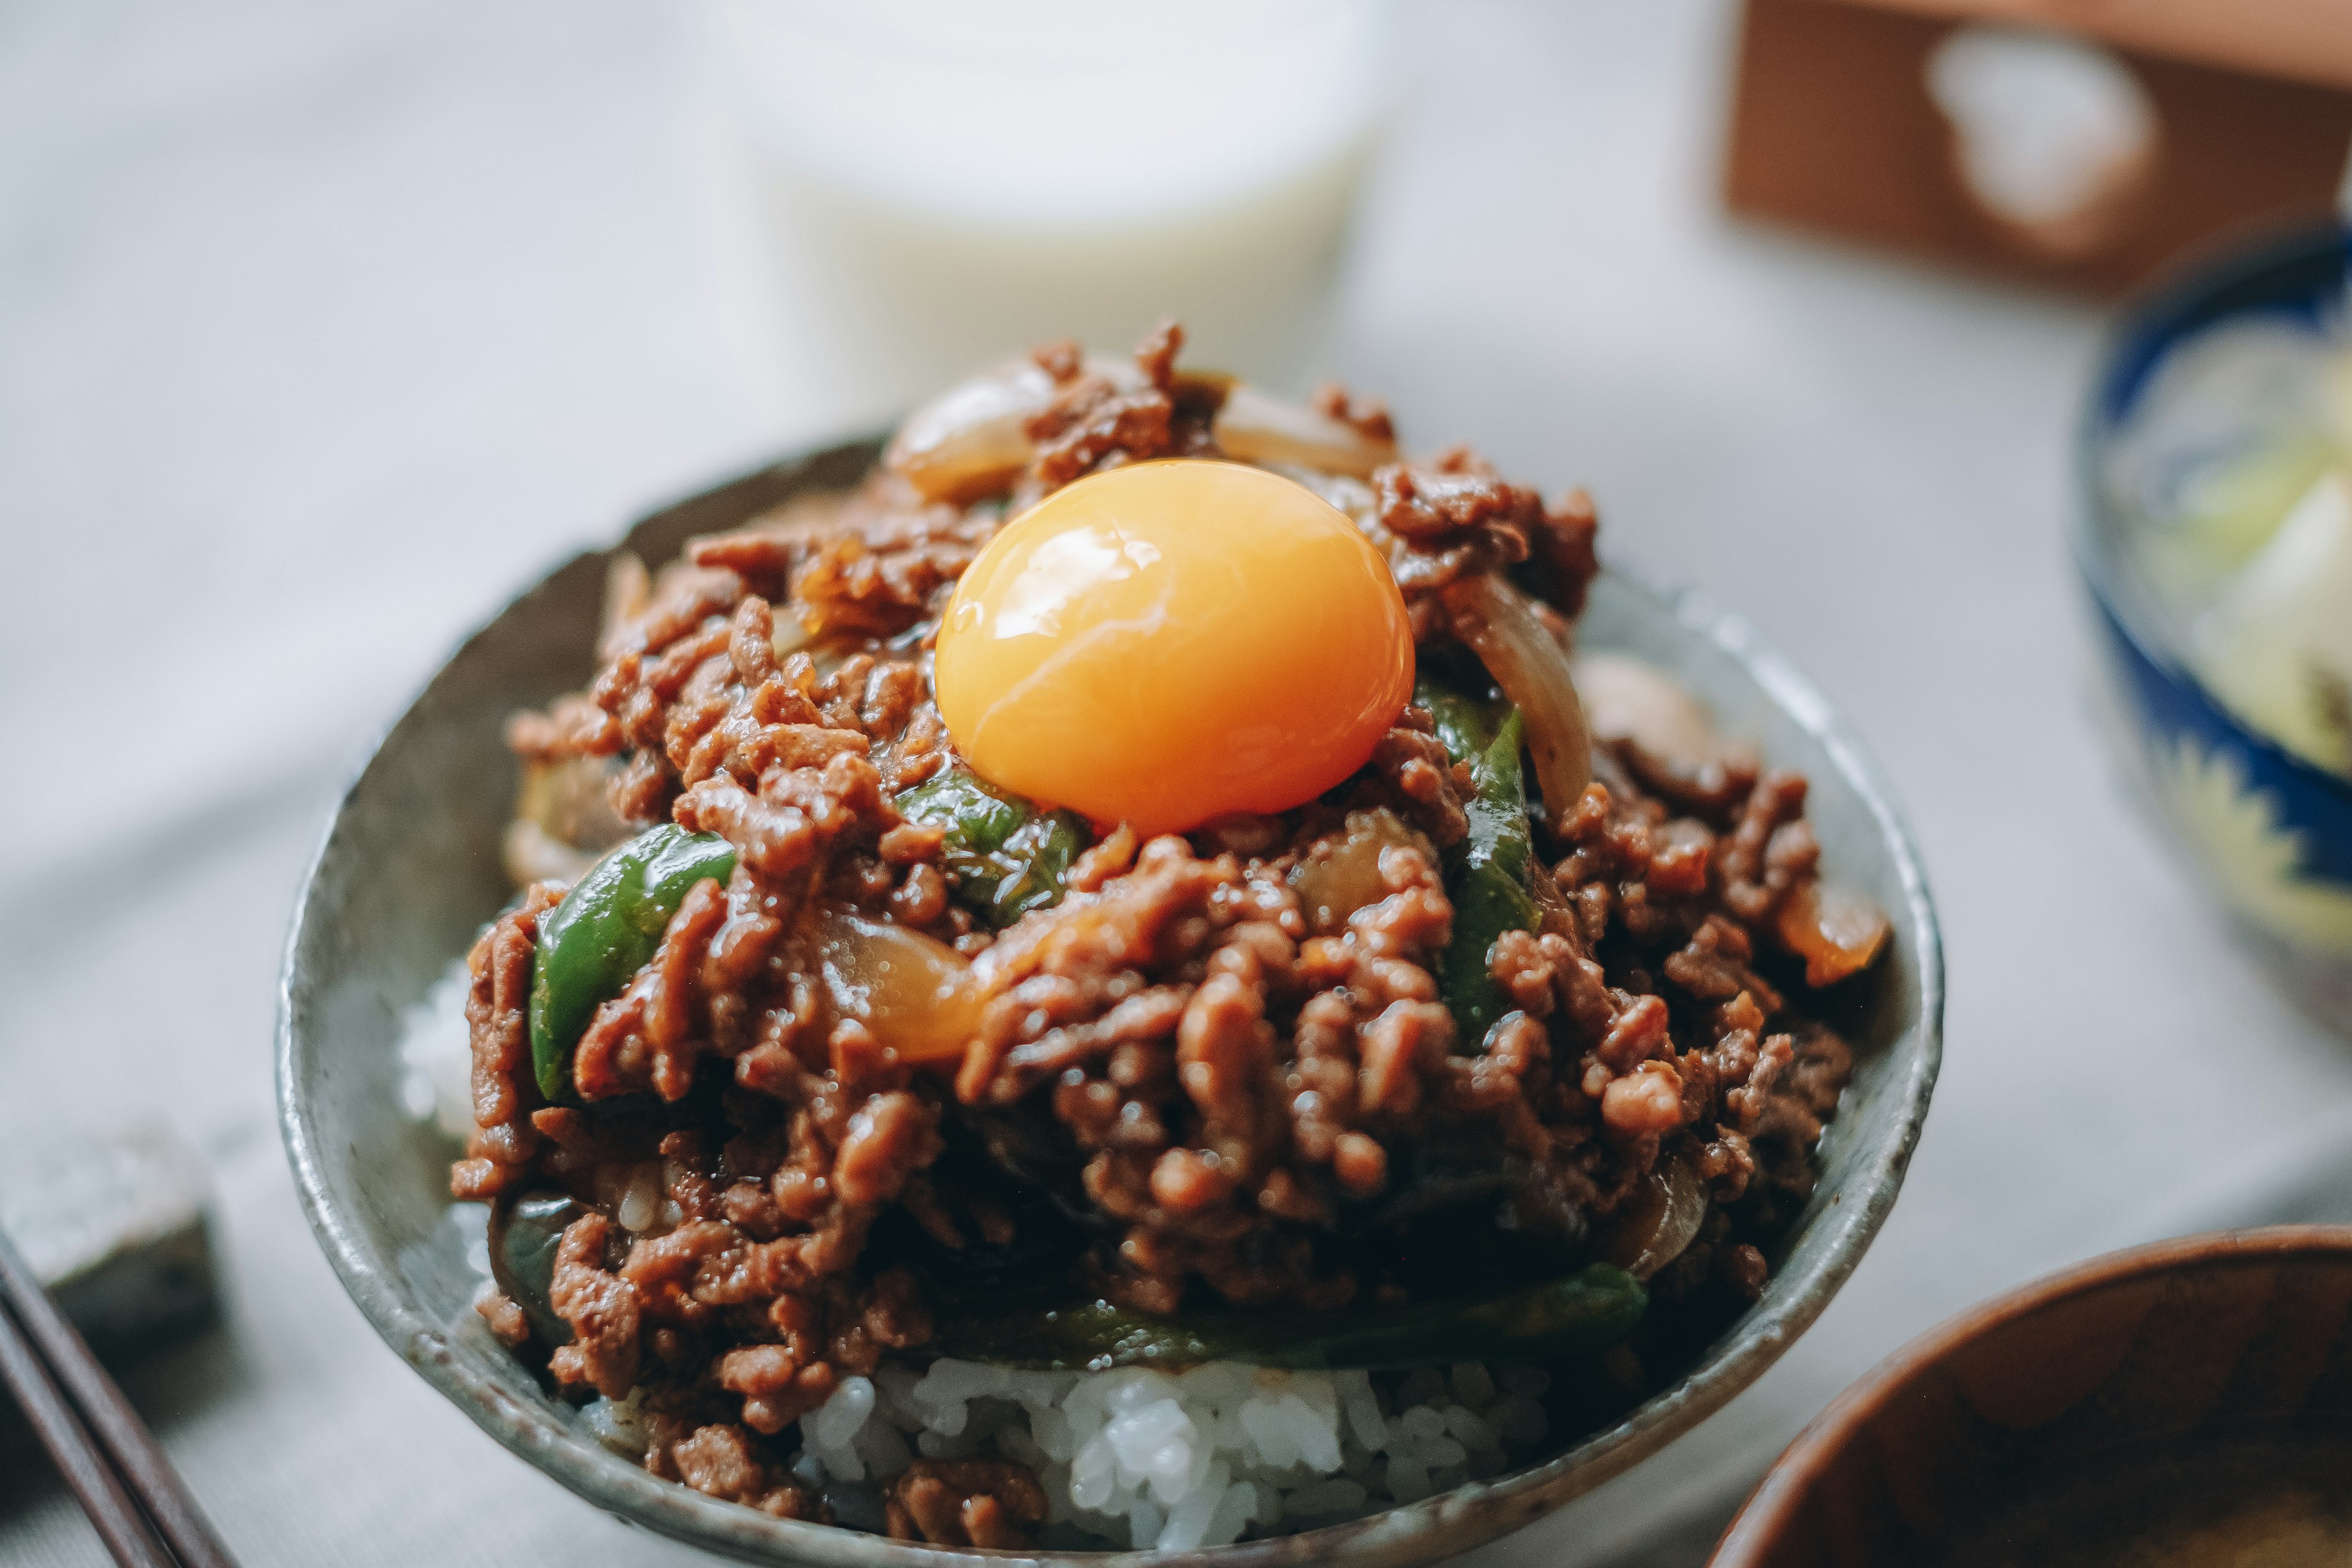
[[548, 1213, 639, 1400], [884, 1459, 1049, 1548], [507, 693, 621, 763], [1311, 382, 1396, 445], [663, 1424, 827, 1520], [450, 881, 563, 1201], [475, 1291, 530, 1346], [464, 320, 1869, 1521], [1362, 447, 1602, 632], [1022, 320, 1218, 491]]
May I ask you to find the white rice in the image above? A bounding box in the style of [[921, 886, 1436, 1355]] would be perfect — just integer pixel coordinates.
[[399, 956, 477, 1140], [401, 956, 1553, 1546], [579, 1357, 1551, 1549]]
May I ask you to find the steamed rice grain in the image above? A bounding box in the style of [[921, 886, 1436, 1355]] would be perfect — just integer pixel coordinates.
[[581, 1354, 1548, 1550]]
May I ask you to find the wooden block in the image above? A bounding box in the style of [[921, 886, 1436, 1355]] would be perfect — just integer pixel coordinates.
[[1721, 0, 2352, 294]]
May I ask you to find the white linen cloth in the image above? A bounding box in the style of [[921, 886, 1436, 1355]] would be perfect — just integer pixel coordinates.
[[6, 2, 2350, 1562]]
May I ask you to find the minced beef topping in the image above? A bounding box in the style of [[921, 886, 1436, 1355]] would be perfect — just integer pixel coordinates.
[[459, 324, 1875, 1545]]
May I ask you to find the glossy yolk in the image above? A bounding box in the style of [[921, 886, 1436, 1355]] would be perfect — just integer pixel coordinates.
[[933, 460, 1415, 837]]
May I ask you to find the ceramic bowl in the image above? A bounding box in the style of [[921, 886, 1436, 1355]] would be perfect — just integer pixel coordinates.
[[1711, 1226, 2352, 1566], [2076, 222, 2352, 1036], [277, 439, 1943, 1567]]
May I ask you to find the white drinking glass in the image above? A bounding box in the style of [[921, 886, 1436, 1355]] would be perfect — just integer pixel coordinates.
[[700, 0, 1397, 431]]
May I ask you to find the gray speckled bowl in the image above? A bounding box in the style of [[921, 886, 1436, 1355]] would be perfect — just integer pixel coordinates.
[[276, 439, 1942, 1567]]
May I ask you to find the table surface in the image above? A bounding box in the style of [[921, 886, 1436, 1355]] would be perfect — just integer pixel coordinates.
[[7, 2, 2351, 1564]]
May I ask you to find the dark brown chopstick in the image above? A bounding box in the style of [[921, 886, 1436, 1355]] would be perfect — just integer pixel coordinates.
[[0, 1289, 173, 1567], [0, 1229, 236, 1568]]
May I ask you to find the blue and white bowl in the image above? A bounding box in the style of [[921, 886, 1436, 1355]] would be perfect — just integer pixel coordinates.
[[2078, 222, 2352, 1036]]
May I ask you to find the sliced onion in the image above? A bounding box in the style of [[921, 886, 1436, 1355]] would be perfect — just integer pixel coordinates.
[[884, 360, 1055, 504], [1212, 385, 1396, 478], [771, 604, 818, 661], [502, 818, 598, 889], [518, 756, 621, 843], [1288, 807, 1423, 934], [1573, 653, 1719, 771], [813, 907, 983, 1063], [1441, 572, 1594, 822], [884, 355, 1146, 505], [508, 756, 630, 888], [1600, 1153, 1707, 1279], [1776, 881, 1891, 989]]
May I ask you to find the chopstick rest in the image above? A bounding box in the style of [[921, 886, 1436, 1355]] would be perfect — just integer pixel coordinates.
[[0, 1121, 217, 1356]]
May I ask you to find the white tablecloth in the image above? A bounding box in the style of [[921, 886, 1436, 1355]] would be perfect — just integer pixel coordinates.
[[7, 2, 2351, 1562]]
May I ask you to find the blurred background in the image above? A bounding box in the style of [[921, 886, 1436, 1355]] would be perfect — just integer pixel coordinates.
[[4, 0, 2351, 1563]]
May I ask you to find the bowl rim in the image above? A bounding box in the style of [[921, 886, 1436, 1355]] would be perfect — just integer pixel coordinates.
[[276, 442, 1945, 1567], [2069, 215, 2352, 809], [1709, 1223, 2352, 1566]]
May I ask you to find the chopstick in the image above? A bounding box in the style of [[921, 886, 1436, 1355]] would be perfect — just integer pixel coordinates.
[[0, 1229, 236, 1568], [0, 1289, 173, 1567]]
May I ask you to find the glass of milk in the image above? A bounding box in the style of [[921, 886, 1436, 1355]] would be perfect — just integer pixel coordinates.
[[698, 0, 1397, 431]]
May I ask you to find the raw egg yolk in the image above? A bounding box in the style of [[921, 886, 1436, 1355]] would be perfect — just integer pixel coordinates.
[[933, 460, 1414, 837]]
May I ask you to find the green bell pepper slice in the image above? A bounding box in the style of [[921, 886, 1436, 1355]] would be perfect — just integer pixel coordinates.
[[936, 1263, 1646, 1372], [1417, 673, 1504, 769], [527, 823, 738, 1102], [487, 1190, 585, 1346], [894, 767, 1085, 927], [1419, 674, 1543, 1046]]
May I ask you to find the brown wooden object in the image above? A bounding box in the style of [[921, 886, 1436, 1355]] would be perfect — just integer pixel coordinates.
[[1722, 0, 2352, 293], [1714, 1227, 2352, 1566]]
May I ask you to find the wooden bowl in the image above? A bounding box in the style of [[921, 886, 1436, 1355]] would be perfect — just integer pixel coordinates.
[[1711, 1226, 2352, 1566]]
